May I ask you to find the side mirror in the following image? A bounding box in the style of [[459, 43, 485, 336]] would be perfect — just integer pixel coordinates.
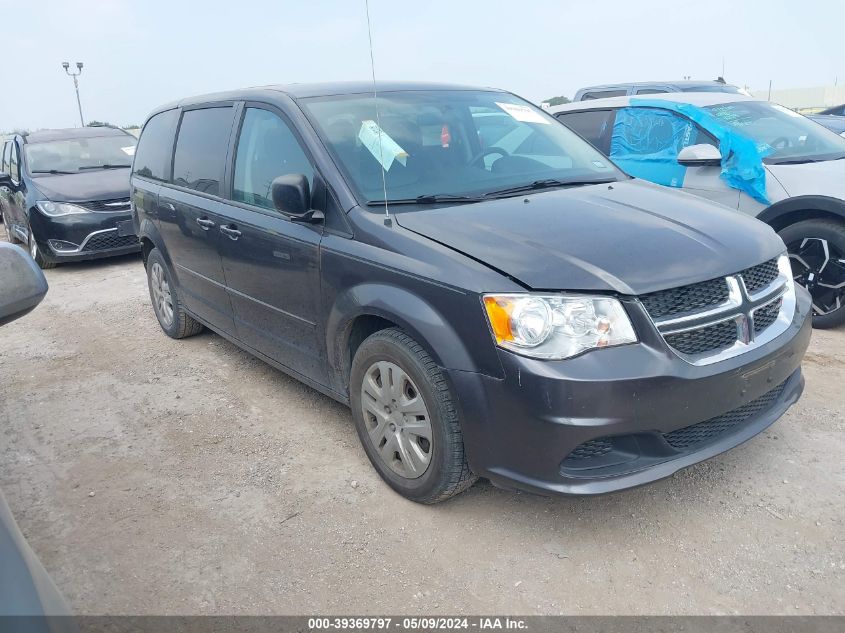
[[678, 143, 722, 167], [271, 174, 324, 224], [0, 243, 48, 327]]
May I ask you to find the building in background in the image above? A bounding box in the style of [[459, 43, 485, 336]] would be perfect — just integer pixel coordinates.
[[751, 84, 845, 113]]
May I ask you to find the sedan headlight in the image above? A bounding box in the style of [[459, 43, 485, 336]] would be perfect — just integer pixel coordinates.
[[35, 201, 90, 217], [483, 294, 637, 359]]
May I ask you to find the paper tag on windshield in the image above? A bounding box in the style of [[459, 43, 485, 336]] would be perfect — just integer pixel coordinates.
[[121, 146, 136, 156], [771, 104, 802, 118], [358, 120, 408, 171], [495, 102, 550, 124]]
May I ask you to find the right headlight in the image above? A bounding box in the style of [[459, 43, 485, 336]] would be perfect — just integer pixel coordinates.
[[35, 201, 90, 217], [482, 293, 637, 360]]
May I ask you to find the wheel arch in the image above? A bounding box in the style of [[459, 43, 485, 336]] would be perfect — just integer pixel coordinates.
[[758, 196, 845, 232], [325, 283, 493, 396]]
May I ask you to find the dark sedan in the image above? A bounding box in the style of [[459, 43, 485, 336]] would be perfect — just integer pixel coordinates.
[[0, 126, 140, 268]]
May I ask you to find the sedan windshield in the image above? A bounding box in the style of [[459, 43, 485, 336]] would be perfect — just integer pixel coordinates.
[[25, 135, 137, 174], [301, 90, 623, 205], [704, 101, 845, 164]]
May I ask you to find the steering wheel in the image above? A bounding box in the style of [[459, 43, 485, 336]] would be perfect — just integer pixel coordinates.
[[470, 146, 510, 168], [770, 136, 791, 149]]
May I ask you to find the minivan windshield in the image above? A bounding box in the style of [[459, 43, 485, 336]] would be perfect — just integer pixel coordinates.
[[301, 90, 623, 205], [704, 101, 845, 164], [25, 134, 137, 174]]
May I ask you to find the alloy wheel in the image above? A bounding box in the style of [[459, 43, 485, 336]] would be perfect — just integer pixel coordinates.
[[788, 237, 845, 316], [360, 361, 433, 479], [150, 262, 175, 327]]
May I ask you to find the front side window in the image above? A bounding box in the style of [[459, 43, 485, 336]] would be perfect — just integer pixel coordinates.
[[609, 107, 717, 187], [704, 101, 845, 163], [172, 107, 235, 195], [301, 90, 621, 206], [232, 108, 314, 210], [556, 110, 617, 155], [635, 88, 668, 95], [582, 90, 627, 100], [25, 135, 137, 174], [1, 142, 9, 173], [133, 109, 179, 181]]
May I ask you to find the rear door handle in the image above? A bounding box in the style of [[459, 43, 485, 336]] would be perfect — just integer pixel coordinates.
[[219, 225, 241, 240], [196, 217, 216, 230]]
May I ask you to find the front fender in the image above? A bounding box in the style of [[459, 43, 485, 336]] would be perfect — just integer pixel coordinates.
[[758, 195, 845, 230], [325, 283, 503, 394]]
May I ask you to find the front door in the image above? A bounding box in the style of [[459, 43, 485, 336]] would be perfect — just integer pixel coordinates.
[[157, 105, 237, 333], [216, 106, 325, 383]]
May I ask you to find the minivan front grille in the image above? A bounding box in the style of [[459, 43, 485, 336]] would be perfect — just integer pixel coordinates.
[[81, 198, 131, 213], [639, 256, 793, 365], [639, 277, 729, 319]]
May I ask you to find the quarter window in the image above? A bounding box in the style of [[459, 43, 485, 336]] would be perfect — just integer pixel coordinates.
[[133, 109, 179, 181], [232, 108, 314, 210], [172, 107, 235, 196], [9, 143, 20, 181], [556, 110, 617, 155]]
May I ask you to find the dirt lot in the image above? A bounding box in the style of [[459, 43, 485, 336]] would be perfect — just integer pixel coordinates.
[[1, 224, 843, 615]]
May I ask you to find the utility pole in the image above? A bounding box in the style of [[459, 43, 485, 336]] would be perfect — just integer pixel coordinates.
[[62, 62, 85, 127]]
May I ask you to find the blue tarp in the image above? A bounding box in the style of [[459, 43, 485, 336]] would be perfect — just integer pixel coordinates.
[[610, 99, 773, 204]]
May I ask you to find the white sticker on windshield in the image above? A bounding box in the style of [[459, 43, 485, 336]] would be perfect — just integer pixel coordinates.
[[121, 146, 136, 156], [358, 120, 408, 171], [495, 102, 550, 124]]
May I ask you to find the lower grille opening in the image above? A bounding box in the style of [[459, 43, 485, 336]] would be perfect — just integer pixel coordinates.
[[83, 232, 139, 252], [561, 378, 790, 475], [664, 320, 738, 355]]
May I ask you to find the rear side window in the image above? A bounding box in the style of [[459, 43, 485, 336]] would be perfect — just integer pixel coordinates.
[[581, 90, 626, 100], [232, 108, 314, 210], [133, 109, 179, 181], [635, 88, 668, 95], [556, 110, 616, 155], [172, 107, 234, 196]]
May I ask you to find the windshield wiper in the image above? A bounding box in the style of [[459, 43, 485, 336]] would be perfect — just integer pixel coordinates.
[[78, 164, 132, 170], [366, 194, 485, 206], [482, 178, 616, 198], [30, 169, 77, 175], [770, 154, 845, 165]]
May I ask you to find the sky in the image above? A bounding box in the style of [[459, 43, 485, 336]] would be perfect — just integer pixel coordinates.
[[2, 0, 843, 131]]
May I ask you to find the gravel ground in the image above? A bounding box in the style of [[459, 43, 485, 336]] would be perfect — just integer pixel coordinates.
[[1, 224, 843, 615]]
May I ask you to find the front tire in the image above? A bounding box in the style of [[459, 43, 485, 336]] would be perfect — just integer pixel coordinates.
[[28, 228, 56, 269], [145, 248, 204, 339], [779, 218, 845, 329], [349, 328, 477, 504]]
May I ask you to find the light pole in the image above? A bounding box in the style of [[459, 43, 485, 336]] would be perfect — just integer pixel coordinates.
[[62, 61, 85, 127]]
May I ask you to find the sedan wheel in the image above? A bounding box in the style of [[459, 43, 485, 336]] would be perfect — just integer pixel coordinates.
[[788, 237, 845, 317]]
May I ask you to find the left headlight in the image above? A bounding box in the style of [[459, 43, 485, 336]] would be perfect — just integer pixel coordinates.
[[35, 201, 90, 217], [482, 293, 637, 360]]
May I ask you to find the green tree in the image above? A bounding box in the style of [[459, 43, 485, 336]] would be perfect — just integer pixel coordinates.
[[544, 96, 571, 106]]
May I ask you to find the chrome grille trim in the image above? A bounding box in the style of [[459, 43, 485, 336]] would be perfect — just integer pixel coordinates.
[[641, 255, 796, 366]]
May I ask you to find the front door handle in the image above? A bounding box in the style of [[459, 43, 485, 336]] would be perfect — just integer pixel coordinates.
[[219, 225, 241, 240], [196, 217, 216, 230]]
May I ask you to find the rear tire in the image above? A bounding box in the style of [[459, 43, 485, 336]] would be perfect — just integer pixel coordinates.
[[779, 218, 845, 329], [145, 248, 204, 339], [28, 228, 56, 269], [349, 328, 477, 504]]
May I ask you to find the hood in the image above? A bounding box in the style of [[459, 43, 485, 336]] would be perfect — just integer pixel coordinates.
[[394, 180, 785, 295], [767, 158, 845, 199], [29, 168, 130, 202]]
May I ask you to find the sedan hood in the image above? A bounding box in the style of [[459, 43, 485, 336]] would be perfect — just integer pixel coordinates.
[[767, 158, 845, 199], [30, 168, 130, 202], [395, 180, 785, 295]]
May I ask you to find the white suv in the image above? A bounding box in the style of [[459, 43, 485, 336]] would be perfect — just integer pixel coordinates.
[[553, 93, 845, 328]]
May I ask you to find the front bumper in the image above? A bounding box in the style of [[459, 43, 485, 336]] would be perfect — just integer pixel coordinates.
[[449, 285, 812, 496], [29, 207, 140, 263]]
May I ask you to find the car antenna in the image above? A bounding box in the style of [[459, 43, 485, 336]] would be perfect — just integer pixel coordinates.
[[364, 0, 392, 227]]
